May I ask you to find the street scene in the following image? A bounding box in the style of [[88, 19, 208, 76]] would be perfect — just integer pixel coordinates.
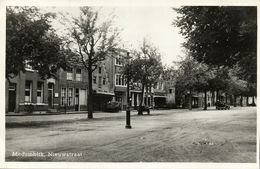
[[6, 107, 256, 162], [5, 5, 257, 163]]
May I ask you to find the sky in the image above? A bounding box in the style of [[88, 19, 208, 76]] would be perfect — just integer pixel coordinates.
[[42, 6, 185, 66]]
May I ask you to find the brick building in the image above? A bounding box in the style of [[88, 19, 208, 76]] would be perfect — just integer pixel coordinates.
[[58, 61, 88, 112], [6, 67, 59, 113]]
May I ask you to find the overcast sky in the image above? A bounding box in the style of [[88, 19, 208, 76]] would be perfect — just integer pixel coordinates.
[[42, 6, 185, 66]]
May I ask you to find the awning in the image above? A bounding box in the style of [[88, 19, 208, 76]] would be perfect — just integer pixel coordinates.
[[153, 95, 167, 98], [130, 90, 142, 93], [94, 91, 115, 96]]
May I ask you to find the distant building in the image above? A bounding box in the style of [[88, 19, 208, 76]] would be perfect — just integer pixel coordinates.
[[92, 59, 115, 111], [113, 54, 128, 110]]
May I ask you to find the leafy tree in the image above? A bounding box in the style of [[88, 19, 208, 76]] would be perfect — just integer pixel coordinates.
[[174, 6, 257, 85], [123, 40, 163, 114], [64, 7, 120, 118], [6, 7, 67, 80], [175, 55, 212, 110], [221, 69, 248, 107], [207, 67, 230, 104]]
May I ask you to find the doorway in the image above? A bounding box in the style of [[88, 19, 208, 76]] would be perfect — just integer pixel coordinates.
[[48, 83, 54, 108], [75, 88, 79, 111], [8, 83, 16, 112]]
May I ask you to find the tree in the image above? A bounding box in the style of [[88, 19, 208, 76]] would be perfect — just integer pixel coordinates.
[[193, 64, 213, 110], [65, 7, 120, 118], [175, 55, 212, 110], [207, 67, 230, 104], [225, 70, 248, 107], [6, 7, 67, 80], [123, 40, 163, 115], [174, 6, 257, 84]]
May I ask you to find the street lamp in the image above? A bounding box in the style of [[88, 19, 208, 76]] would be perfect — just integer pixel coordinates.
[[125, 52, 132, 129]]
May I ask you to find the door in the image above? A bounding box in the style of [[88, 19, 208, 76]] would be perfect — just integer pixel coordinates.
[[48, 83, 54, 108], [8, 83, 16, 112], [75, 88, 79, 111]]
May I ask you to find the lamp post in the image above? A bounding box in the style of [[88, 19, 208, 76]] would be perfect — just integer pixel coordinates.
[[125, 52, 132, 129]]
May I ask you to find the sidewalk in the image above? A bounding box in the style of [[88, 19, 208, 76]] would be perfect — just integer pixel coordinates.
[[5, 108, 211, 127], [6, 110, 127, 127]]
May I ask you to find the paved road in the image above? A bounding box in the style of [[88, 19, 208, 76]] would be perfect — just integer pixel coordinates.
[[5, 107, 256, 162]]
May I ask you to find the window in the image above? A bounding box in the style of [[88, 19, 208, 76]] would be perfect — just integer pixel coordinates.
[[76, 68, 82, 81], [115, 74, 126, 86], [169, 89, 172, 94], [103, 77, 106, 85], [61, 88, 66, 106], [98, 76, 102, 88], [37, 82, 44, 103], [25, 81, 32, 102], [93, 76, 97, 84], [67, 68, 73, 80], [99, 67, 102, 74], [68, 88, 73, 106], [115, 56, 123, 66]]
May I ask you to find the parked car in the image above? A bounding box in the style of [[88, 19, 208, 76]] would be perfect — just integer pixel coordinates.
[[138, 106, 151, 115], [216, 101, 230, 110], [105, 101, 121, 112]]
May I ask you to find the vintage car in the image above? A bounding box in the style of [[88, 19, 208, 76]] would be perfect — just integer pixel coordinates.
[[105, 101, 121, 112], [215, 101, 230, 110]]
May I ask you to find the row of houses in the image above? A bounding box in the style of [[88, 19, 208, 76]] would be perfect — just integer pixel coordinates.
[[6, 53, 176, 114], [6, 52, 254, 114]]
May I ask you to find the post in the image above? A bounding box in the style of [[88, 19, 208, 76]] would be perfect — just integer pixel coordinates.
[[125, 52, 132, 129], [203, 90, 207, 110]]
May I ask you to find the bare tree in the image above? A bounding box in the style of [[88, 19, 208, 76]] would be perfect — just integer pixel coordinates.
[[65, 7, 120, 118]]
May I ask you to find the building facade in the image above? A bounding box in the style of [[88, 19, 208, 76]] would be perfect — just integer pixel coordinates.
[[6, 61, 89, 114], [58, 62, 88, 112], [6, 68, 59, 113]]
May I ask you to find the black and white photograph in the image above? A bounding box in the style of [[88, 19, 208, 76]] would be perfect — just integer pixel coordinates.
[[0, 0, 258, 168]]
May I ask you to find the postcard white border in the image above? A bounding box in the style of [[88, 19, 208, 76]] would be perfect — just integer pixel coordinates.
[[0, 0, 259, 169]]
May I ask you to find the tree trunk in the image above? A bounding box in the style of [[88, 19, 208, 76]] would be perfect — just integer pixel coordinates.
[[204, 90, 207, 110], [234, 95, 237, 107], [216, 90, 219, 101], [252, 96, 255, 105], [87, 68, 93, 119], [240, 95, 243, 107], [145, 84, 149, 106], [225, 93, 228, 104], [149, 83, 153, 109], [212, 90, 215, 106], [138, 84, 145, 115], [188, 90, 192, 110], [246, 96, 249, 106], [230, 95, 233, 105]]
